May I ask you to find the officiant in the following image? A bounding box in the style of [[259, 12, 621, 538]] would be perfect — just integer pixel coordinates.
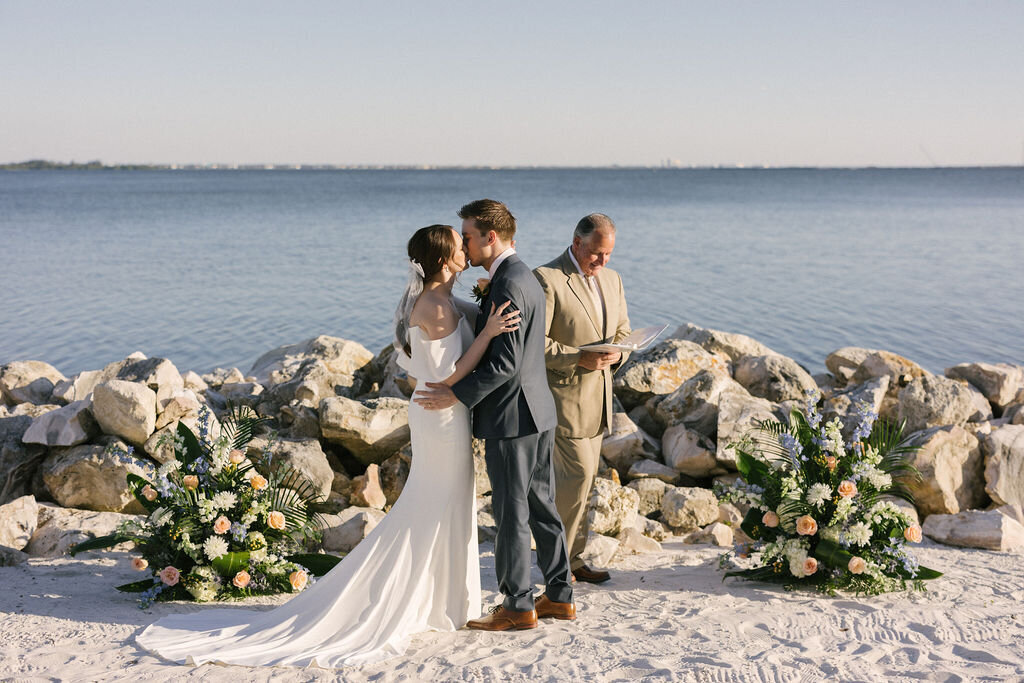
[[534, 213, 631, 584]]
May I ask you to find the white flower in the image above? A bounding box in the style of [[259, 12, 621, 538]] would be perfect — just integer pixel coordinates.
[[211, 491, 238, 511], [157, 460, 182, 477], [843, 522, 872, 547], [819, 525, 841, 543], [806, 483, 832, 508], [148, 507, 173, 528], [203, 535, 229, 560], [197, 498, 217, 523], [831, 497, 856, 524]]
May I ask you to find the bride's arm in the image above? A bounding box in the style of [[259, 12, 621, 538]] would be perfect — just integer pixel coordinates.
[[442, 301, 519, 386]]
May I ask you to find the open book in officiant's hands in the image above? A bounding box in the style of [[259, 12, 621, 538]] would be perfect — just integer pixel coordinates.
[[578, 324, 670, 354]]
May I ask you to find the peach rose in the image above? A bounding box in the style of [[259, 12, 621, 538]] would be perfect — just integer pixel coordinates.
[[289, 570, 308, 591], [131, 557, 148, 571], [250, 474, 268, 491], [762, 511, 780, 528], [796, 515, 818, 536], [838, 480, 858, 498], [848, 556, 866, 574], [213, 515, 232, 534], [232, 570, 251, 589], [159, 566, 180, 586], [267, 510, 286, 530], [904, 525, 923, 543], [182, 475, 199, 490], [229, 449, 246, 465], [825, 456, 837, 472], [803, 557, 818, 576], [141, 484, 158, 502]]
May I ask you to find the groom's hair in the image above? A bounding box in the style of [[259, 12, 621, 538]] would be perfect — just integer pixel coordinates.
[[458, 199, 516, 243]]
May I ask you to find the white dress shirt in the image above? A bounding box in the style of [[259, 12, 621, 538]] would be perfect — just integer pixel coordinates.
[[567, 247, 605, 334], [488, 247, 516, 280]]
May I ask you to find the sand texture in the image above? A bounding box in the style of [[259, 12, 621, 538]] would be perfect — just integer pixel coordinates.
[[1, 539, 1022, 682]]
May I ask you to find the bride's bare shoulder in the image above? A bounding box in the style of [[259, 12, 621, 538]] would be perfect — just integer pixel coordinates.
[[410, 291, 458, 339]]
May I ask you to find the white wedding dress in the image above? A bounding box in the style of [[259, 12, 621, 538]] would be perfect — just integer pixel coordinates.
[[136, 315, 481, 669]]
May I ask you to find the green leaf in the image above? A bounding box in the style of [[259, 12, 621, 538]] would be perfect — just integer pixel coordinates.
[[286, 553, 343, 577], [913, 565, 943, 580], [211, 551, 251, 576], [177, 420, 206, 466], [69, 533, 133, 556], [812, 538, 856, 570], [736, 449, 770, 489], [116, 579, 159, 593], [126, 473, 159, 512], [739, 507, 766, 541]]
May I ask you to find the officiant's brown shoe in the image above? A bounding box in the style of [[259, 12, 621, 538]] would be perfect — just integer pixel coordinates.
[[535, 595, 576, 621], [572, 564, 610, 584], [466, 606, 538, 631]]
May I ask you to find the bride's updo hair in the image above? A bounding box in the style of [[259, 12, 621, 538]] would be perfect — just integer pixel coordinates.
[[395, 224, 459, 357], [407, 224, 458, 281]]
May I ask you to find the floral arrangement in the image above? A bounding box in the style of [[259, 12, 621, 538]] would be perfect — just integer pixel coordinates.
[[471, 278, 490, 304], [716, 392, 941, 594], [71, 406, 340, 607]]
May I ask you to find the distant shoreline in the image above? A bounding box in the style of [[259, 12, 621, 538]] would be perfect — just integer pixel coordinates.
[[3, 160, 1023, 172]]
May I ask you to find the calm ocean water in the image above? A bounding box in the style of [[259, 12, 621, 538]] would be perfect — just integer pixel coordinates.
[[2, 168, 1023, 377]]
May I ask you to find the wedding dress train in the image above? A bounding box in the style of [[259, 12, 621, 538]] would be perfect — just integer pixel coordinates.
[[136, 317, 481, 668]]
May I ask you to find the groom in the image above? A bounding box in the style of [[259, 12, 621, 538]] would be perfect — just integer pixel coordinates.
[[416, 198, 575, 630]]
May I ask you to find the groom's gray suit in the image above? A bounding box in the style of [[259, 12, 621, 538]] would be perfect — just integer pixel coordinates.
[[451, 253, 574, 611]]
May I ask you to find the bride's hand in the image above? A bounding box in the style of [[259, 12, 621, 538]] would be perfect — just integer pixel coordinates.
[[483, 301, 520, 338]]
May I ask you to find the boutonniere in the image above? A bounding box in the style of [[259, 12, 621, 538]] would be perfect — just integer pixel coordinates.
[[471, 278, 490, 304]]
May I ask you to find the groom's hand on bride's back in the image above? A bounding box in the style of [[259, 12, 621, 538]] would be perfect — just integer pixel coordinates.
[[414, 382, 459, 411]]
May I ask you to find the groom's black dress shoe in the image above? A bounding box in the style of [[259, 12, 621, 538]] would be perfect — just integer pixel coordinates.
[[466, 606, 538, 631], [535, 595, 576, 620], [572, 564, 610, 584]]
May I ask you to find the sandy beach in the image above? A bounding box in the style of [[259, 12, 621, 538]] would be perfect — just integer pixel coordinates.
[[2, 539, 1022, 682]]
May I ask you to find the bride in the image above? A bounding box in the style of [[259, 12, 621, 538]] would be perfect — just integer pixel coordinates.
[[136, 224, 519, 668]]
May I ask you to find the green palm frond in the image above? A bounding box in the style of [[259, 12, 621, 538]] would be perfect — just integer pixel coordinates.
[[219, 404, 269, 450]]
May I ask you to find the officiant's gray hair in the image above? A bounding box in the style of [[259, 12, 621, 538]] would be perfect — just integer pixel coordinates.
[[574, 213, 616, 240]]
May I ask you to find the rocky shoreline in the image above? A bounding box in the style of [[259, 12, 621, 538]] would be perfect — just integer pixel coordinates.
[[2, 324, 1023, 567]]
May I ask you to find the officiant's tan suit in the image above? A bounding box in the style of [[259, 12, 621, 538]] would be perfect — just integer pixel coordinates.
[[534, 238, 630, 573]]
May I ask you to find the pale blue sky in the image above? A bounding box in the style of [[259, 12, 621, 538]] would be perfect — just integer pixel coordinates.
[[2, 1, 1022, 166]]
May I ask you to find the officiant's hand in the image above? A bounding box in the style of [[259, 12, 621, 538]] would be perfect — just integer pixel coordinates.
[[414, 382, 459, 410], [578, 350, 620, 371]]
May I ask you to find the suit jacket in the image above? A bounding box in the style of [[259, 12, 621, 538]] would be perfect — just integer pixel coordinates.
[[452, 254, 558, 439], [534, 250, 631, 439]]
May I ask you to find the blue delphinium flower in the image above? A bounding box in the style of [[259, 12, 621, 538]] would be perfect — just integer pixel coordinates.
[[780, 433, 803, 467], [231, 522, 248, 543]]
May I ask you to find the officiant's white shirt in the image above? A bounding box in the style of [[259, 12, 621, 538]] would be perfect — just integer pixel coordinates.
[[567, 247, 605, 333]]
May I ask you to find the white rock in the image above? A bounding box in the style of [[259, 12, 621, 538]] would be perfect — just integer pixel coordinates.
[[91, 380, 157, 446], [26, 504, 142, 557], [40, 439, 156, 513], [617, 526, 662, 553], [635, 516, 671, 542], [218, 381, 264, 406], [321, 507, 387, 553], [945, 362, 1024, 411], [662, 424, 724, 477], [154, 391, 201, 430], [626, 477, 669, 517], [181, 370, 209, 393], [0, 361, 66, 406], [0, 495, 38, 550], [248, 437, 334, 500], [249, 335, 374, 391], [825, 347, 876, 386], [670, 324, 775, 363], [922, 509, 1024, 552], [982, 424, 1024, 507], [907, 425, 986, 516], [201, 367, 245, 388], [320, 396, 410, 466], [715, 388, 778, 469], [626, 458, 679, 484], [51, 369, 104, 404], [378, 452, 410, 506], [995, 503, 1024, 527], [0, 545, 28, 565], [613, 339, 731, 410], [655, 369, 744, 437], [898, 374, 993, 433], [822, 376, 889, 441], [579, 532, 619, 568], [349, 463, 387, 509], [717, 502, 744, 526], [21, 400, 98, 447], [600, 412, 648, 471], [587, 477, 640, 536], [661, 486, 719, 531], [733, 354, 817, 403]]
